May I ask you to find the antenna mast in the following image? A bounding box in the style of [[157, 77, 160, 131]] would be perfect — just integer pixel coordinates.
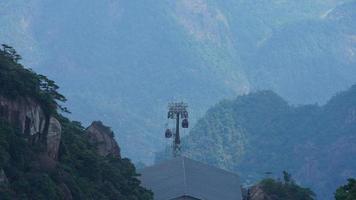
[[165, 102, 189, 157]]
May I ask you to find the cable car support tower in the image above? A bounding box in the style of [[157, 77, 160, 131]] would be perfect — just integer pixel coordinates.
[[165, 102, 189, 157]]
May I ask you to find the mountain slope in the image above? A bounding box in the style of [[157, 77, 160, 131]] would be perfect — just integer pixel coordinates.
[[249, 1, 356, 104], [157, 86, 356, 199], [1, 0, 251, 163]]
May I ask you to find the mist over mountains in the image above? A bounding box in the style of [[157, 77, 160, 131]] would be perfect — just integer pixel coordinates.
[[1, 0, 355, 163]]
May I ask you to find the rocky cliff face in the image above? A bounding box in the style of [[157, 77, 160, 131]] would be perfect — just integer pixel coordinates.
[[0, 96, 46, 137], [0, 169, 8, 187], [0, 95, 120, 161], [46, 117, 62, 160], [85, 121, 121, 158], [247, 186, 271, 200], [0, 95, 61, 160]]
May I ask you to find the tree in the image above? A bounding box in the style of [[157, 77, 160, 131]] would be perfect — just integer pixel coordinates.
[[1, 44, 21, 63], [0, 44, 68, 114], [283, 170, 293, 184], [335, 179, 356, 200], [260, 172, 316, 200]]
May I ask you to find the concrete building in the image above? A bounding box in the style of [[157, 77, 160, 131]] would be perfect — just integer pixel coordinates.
[[139, 157, 243, 200]]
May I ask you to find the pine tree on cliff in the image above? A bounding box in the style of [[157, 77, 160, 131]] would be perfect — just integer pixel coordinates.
[[0, 44, 68, 114]]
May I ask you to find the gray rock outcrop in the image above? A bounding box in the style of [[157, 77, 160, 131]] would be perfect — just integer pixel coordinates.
[[243, 185, 271, 200], [0, 169, 8, 186], [85, 121, 121, 158], [0, 96, 46, 136], [0, 96, 62, 160], [46, 117, 62, 160]]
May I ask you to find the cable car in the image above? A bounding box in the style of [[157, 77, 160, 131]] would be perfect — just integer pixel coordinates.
[[165, 129, 173, 138], [182, 119, 189, 128]]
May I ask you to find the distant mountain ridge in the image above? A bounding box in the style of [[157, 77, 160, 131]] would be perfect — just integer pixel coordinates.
[[249, 0, 356, 104], [0, 0, 355, 163], [156, 85, 356, 199]]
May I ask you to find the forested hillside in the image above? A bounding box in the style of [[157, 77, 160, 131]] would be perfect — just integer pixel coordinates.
[[157, 86, 356, 199], [0, 0, 355, 163], [0, 46, 152, 199]]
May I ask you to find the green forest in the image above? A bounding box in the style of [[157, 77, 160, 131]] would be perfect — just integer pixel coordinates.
[[258, 172, 315, 200], [335, 179, 356, 200], [246, 173, 356, 200]]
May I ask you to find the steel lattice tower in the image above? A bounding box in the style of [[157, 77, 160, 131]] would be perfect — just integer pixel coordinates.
[[165, 102, 189, 157]]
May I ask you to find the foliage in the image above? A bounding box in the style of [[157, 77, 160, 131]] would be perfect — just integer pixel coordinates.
[[0, 120, 60, 199], [56, 116, 153, 200], [335, 179, 356, 200], [0, 44, 68, 114], [0, 118, 152, 199], [260, 172, 315, 200], [0, 47, 152, 199]]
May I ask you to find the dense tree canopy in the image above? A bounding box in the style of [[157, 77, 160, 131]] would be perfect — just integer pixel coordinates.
[[0, 117, 153, 199], [260, 172, 315, 200], [335, 179, 356, 200]]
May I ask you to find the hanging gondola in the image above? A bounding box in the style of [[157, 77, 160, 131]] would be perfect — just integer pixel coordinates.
[[165, 128, 173, 138], [182, 118, 189, 128]]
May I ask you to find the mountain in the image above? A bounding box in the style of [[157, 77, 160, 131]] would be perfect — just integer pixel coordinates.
[[0, 0, 249, 163], [0, 46, 152, 199], [0, 0, 355, 163], [249, 0, 356, 104], [156, 85, 356, 199]]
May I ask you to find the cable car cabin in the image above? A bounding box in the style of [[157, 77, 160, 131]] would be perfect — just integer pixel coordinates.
[[182, 119, 189, 128], [165, 129, 173, 138]]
